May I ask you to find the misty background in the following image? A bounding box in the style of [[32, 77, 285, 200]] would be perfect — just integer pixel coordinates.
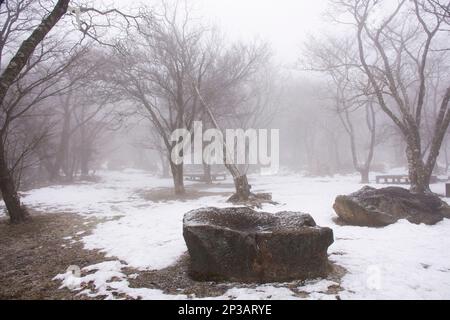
[[1, 0, 449, 195], [2, 0, 450, 299]]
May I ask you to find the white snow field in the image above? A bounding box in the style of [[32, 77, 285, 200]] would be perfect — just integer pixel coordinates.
[[4, 169, 450, 299]]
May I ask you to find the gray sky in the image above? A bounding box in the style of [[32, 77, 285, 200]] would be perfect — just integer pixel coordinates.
[[198, 0, 328, 63], [112, 0, 330, 64]]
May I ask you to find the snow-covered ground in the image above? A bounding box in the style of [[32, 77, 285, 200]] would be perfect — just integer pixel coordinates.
[[3, 169, 450, 299]]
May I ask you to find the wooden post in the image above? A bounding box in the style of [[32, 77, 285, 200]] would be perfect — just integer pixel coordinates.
[[446, 183, 450, 197]]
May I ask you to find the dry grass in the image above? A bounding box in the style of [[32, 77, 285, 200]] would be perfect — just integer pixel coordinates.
[[127, 253, 346, 299], [0, 212, 108, 299], [136, 184, 234, 202], [0, 205, 345, 299]]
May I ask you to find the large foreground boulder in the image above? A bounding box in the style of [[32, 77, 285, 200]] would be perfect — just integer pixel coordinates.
[[183, 207, 334, 283], [333, 186, 450, 227]]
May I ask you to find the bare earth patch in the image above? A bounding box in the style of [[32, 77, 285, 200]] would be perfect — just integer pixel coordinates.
[[136, 184, 234, 202], [126, 253, 346, 299], [0, 212, 110, 299], [0, 208, 345, 299]]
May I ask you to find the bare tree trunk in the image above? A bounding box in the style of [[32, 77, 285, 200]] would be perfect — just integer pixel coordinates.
[[338, 102, 377, 184], [352, 3, 449, 195], [0, 139, 28, 223], [230, 174, 251, 200], [50, 108, 71, 181], [193, 85, 251, 201], [406, 137, 430, 193], [0, 1, 70, 194], [170, 162, 185, 195], [80, 147, 90, 176], [444, 139, 449, 174], [79, 125, 90, 177], [63, 143, 78, 183], [359, 168, 370, 184], [422, 88, 450, 190], [202, 162, 212, 184], [0, 0, 70, 107], [202, 140, 212, 184]]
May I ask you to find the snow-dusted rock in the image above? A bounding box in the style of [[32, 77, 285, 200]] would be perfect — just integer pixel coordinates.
[[333, 186, 450, 227], [183, 207, 334, 283]]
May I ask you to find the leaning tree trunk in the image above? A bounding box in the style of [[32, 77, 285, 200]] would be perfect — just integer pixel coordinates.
[[0, 139, 28, 223], [0, 0, 69, 223], [0, 0, 70, 107], [193, 85, 251, 201], [445, 141, 449, 174]]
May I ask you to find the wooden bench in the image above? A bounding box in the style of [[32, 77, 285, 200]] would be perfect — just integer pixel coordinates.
[[375, 175, 438, 185], [185, 172, 227, 182]]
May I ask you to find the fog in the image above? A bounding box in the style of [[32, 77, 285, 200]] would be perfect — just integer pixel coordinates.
[[2, 0, 450, 300], [1, 0, 448, 194], [114, 0, 329, 63]]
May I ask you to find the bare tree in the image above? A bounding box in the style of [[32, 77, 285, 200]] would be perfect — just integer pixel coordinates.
[[192, 42, 271, 201], [0, 0, 72, 222], [303, 35, 380, 182], [224, 65, 282, 175], [331, 0, 450, 193], [0, 0, 137, 222], [109, 3, 212, 195]]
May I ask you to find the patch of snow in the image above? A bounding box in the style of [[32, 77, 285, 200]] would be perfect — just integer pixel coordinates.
[[10, 168, 450, 299], [54, 260, 187, 300], [82, 204, 191, 270], [301, 279, 339, 293], [215, 286, 298, 300]]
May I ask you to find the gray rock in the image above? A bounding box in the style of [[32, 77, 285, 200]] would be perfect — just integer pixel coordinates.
[[333, 186, 450, 227], [183, 207, 334, 283]]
